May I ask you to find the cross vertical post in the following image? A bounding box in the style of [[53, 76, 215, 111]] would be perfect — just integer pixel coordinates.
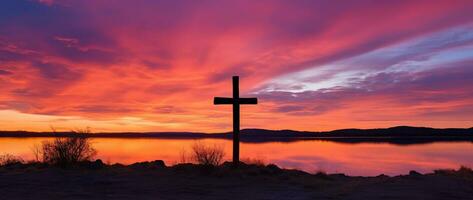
[[232, 76, 240, 165], [214, 76, 258, 166]]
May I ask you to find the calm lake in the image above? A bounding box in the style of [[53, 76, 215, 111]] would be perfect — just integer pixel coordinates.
[[1, 137, 473, 176]]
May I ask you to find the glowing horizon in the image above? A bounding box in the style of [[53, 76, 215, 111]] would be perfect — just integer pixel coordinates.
[[1, 0, 473, 132]]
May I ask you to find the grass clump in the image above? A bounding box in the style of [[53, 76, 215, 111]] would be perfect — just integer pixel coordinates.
[[0, 154, 24, 166], [241, 157, 267, 167]]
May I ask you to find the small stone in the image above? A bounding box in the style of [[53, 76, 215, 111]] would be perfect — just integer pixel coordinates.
[[89, 159, 104, 169], [409, 170, 421, 176], [150, 160, 166, 168]]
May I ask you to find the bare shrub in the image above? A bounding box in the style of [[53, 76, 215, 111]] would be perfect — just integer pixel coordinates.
[[191, 141, 225, 166], [0, 154, 24, 166], [39, 128, 96, 167]]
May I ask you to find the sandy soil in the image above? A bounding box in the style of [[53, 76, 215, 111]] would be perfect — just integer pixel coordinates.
[[1, 161, 473, 200]]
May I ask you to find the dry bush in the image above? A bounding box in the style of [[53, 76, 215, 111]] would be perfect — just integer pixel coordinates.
[[459, 165, 473, 173], [0, 154, 24, 166], [191, 141, 225, 166], [38, 128, 96, 167]]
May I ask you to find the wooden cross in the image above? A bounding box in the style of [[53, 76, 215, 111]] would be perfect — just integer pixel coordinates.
[[214, 76, 258, 165]]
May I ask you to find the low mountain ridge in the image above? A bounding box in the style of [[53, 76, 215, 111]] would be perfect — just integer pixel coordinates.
[[1, 126, 473, 144]]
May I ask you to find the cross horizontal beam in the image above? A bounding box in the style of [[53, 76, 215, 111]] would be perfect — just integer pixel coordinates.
[[214, 97, 258, 105], [214, 97, 233, 104]]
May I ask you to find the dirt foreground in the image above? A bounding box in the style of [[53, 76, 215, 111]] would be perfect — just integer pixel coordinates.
[[1, 161, 473, 200]]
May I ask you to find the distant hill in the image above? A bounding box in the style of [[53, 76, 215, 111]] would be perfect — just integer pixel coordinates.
[[235, 126, 473, 138], [233, 126, 473, 144], [1, 126, 473, 144]]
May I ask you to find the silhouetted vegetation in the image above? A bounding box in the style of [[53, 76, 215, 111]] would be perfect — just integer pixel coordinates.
[[434, 165, 473, 177], [0, 154, 24, 166], [36, 128, 96, 167], [179, 148, 189, 163], [191, 141, 225, 166], [241, 157, 266, 166]]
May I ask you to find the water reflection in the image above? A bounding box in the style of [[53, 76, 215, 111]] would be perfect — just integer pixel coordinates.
[[1, 137, 472, 176]]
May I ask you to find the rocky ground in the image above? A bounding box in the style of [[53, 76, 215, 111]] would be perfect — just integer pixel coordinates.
[[1, 161, 473, 200]]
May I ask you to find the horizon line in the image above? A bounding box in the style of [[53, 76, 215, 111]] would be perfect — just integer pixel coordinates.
[[2, 125, 473, 134]]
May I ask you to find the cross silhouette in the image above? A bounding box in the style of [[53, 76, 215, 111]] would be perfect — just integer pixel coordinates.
[[214, 76, 258, 165]]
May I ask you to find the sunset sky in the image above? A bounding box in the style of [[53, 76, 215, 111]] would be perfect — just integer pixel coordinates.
[[1, 0, 473, 132]]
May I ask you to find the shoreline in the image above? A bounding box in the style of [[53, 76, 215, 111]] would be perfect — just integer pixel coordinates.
[[1, 161, 472, 199]]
